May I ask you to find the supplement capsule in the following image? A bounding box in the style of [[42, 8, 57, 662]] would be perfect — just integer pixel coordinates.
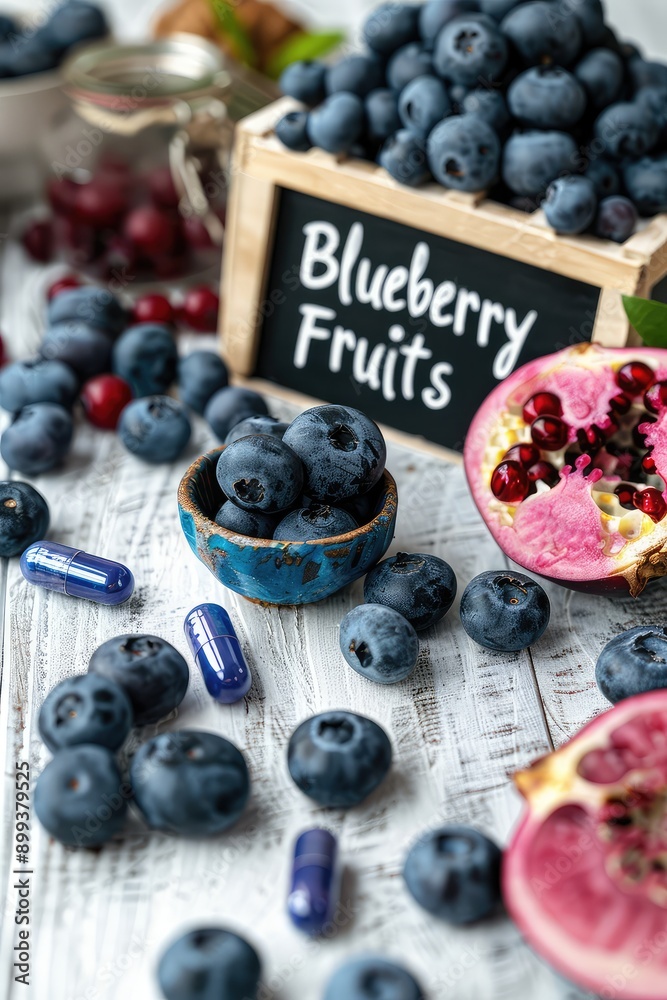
[[288, 828, 340, 936], [20, 541, 134, 606], [184, 603, 252, 704]]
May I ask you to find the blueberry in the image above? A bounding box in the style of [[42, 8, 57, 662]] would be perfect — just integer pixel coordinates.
[[288, 710, 392, 808], [279, 60, 326, 106], [39, 673, 133, 753], [1, 402, 73, 475], [216, 435, 303, 514], [459, 570, 550, 651], [326, 53, 384, 98], [628, 57, 667, 93], [363, 3, 421, 57], [47, 286, 127, 338], [178, 350, 229, 415], [585, 158, 620, 198], [34, 745, 127, 847], [88, 634, 189, 725], [274, 504, 357, 542], [635, 86, 667, 147], [130, 730, 250, 836], [283, 405, 387, 504], [324, 957, 425, 1000], [6, 36, 60, 75], [0, 481, 49, 557], [342, 479, 386, 525], [0, 14, 17, 41], [225, 415, 288, 445], [542, 175, 598, 234], [461, 87, 510, 133], [42, 1, 109, 51], [502, 130, 577, 197], [398, 75, 451, 137], [623, 154, 667, 215], [157, 927, 261, 1000], [379, 129, 431, 187], [448, 81, 470, 113], [275, 111, 311, 152], [595, 195, 637, 243], [433, 15, 508, 87], [595, 626, 667, 704], [307, 93, 365, 154], [404, 826, 502, 924], [205, 386, 269, 441], [507, 66, 587, 129], [41, 322, 112, 381], [339, 604, 419, 685], [575, 48, 624, 110], [365, 88, 401, 143], [573, 0, 606, 46], [364, 552, 457, 630], [594, 101, 659, 160], [118, 396, 191, 464], [386, 43, 432, 93], [420, 0, 481, 43], [479, 0, 522, 19], [112, 323, 178, 397], [501, 1, 582, 67], [427, 115, 500, 192], [214, 500, 278, 539], [0, 358, 79, 412]]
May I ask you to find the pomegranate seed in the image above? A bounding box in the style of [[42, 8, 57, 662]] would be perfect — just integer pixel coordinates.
[[80, 374, 133, 430], [132, 294, 174, 326], [531, 416, 569, 451], [644, 380, 667, 414], [123, 206, 180, 259], [616, 361, 654, 396], [503, 443, 540, 467], [47, 274, 81, 301], [491, 461, 530, 504], [22, 220, 53, 262], [527, 461, 559, 487], [633, 416, 655, 447], [74, 179, 128, 228], [633, 487, 667, 523], [522, 391, 562, 425], [609, 393, 631, 415], [642, 450, 657, 474], [615, 484, 636, 509], [577, 426, 605, 454], [181, 286, 220, 332]]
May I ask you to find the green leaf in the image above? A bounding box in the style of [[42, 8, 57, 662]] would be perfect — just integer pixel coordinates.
[[622, 295, 667, 348], [266, 30, 345, 80], [210, 0, 256, 67]]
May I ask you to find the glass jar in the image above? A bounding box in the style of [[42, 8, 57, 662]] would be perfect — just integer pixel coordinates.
[[43, 35, 237, 282]]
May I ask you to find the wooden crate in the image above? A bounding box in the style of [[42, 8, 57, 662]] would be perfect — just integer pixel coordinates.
[[220, 97, 667, 454]]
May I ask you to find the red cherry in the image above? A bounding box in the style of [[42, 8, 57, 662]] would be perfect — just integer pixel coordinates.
[[74, 179, 128, 228], [609, 393, 631, 415], [522, 392, 562, 425], [47, 274, 81, 301], [132, 294, 174, 326], [642, 450, 657, 474], [503, 443, 540, 467], [153, 251, 188, 280], [531, 416, 569, 451], [148, 166, 180, 209], [615, 484, 636, 510], [491, 461, 530, 504], [123, 206, 180, 259], [181, 285, 220, 332], [527, 461, 560, 488], [183, 215, 215, 250], [55, 216, 99, 265], [644, 380, 667, 414], [633, 487, 667, 523], [101, 234, 140, 276], [616, 361, 654, 396], [22, 220, 53, 263], [47, 177, 80, 215], [80, 374, 133, 430]]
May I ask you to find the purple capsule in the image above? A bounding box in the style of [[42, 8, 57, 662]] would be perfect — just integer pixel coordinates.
[[184, 603, 252, 704], [20, 541, 134, 605], [288, 828, 340, 937]]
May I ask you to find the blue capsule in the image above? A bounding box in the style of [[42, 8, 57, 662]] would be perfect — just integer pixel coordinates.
[[20, 541, 134, 605], [288, 828, 340, 937], [183, 603, 252, 704]]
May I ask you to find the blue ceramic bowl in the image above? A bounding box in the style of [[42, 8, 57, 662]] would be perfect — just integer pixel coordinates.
[[178, 447, 398, 606]]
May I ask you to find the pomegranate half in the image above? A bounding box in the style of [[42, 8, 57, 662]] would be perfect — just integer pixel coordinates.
[[504, 691, 667, 1000], [464, 344, 667, 596]]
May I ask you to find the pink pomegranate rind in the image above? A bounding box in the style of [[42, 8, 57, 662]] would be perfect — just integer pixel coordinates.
[[504, 691, 667, 1000], [464, 344, 667, 596]]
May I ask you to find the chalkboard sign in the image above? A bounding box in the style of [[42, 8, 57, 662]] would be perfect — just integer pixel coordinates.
[[222, 100, 667, 455]]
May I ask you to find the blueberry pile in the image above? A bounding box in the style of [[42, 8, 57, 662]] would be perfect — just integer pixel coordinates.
[[0, 281, 235, 473], [277, 0, 667, 238], [0, 1, 107, 80], [211, 403, 389, 542]]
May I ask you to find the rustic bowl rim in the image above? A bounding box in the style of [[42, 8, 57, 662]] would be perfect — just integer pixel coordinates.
[[178, 446, 398, 549]]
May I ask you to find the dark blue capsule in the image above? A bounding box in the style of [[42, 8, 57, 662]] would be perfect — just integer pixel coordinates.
[[20, 541, 134, 605], [184, 603, 252, 704], [288, 828, 339, 937]]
